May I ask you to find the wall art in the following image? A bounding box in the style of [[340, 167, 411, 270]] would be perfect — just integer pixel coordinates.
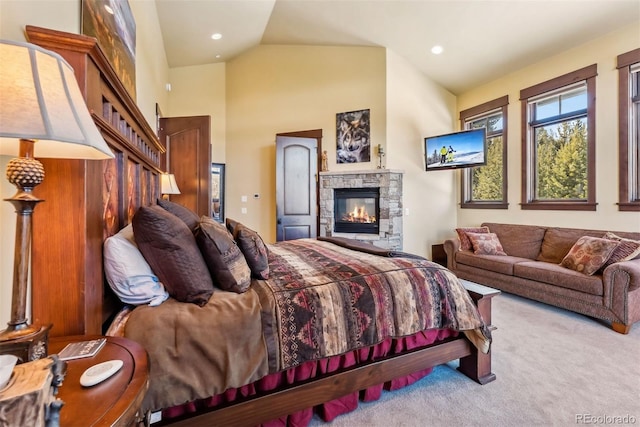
[[336, 109, 370, 163]]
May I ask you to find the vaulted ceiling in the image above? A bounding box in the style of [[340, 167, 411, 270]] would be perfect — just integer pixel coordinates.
[[155, 0, 640, 94]]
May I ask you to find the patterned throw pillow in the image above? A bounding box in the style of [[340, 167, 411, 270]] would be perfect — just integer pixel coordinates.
[[600, 232, 640, 269], [455, 226, 490, 251], [195, 216, 252, 293], [466, 232, 507, 256], [233, 223, 270, 279], [560, 236, 620, 276]]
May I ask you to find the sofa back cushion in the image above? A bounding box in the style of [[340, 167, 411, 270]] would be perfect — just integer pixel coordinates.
[[536, 228, 640, 264], [481, 223, 546, 259], [537, 228, 602, 264]]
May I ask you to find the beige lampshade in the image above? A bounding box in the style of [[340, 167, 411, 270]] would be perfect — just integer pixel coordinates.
[[0, 39, 113, 159], [160, 173, 181, 195]]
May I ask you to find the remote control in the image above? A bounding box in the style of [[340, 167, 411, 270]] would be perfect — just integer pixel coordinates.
[[80, 360, 124, 387]]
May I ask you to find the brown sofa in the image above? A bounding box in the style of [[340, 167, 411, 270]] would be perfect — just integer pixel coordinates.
[[444, 223, 640, 334]]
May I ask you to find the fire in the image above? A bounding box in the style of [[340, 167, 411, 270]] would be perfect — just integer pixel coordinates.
[[344, 205, 376, 223]]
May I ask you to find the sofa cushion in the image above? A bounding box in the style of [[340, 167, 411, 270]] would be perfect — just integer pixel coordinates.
[[536, 228, 604, 264], [513, 261, 604, 296], [455, 251, 529, 276], [455, 226, 489, 251], [467, 232, 507, 255], [560, 236, 620, 276], [481, 223, 546, 259]]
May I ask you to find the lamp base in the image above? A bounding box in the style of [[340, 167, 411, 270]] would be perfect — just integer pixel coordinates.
[[0, 324, 52, 364]]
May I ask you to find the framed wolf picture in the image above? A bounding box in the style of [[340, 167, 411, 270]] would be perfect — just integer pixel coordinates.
[[336, 109, 371, 164]]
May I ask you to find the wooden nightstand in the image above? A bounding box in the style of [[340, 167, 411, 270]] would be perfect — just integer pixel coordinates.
[[49, 336, 149, 426]]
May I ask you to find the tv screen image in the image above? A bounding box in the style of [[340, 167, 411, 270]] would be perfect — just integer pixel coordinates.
[[424, 128, 487, 171]]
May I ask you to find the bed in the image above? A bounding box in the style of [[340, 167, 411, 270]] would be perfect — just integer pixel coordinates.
[[25, 26, 499, 427]]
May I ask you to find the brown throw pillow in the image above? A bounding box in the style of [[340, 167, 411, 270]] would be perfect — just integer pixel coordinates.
[[157, 198, 200, 232], [233, 223, 270, 279], [132, 205, 214, 306], [455, 226, 490, 251], [225, 217, 241, 236], [466, 232, 507, 256], [195, 216, 252, 293], [600, 232, 640, 269], [560, 236, 620, 276]]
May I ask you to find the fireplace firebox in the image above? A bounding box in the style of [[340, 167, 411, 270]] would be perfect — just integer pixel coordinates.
[[334, 188, 379, 234]]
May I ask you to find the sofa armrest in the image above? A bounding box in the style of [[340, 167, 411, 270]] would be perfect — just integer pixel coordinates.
[[604, 258, 640, 293], [603, 258, 640, 326], [443, 238, 460, 271]]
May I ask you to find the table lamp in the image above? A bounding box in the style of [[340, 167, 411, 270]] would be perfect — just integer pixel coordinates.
[[0, 39, 114, 362], [160, 172, 180, 200]]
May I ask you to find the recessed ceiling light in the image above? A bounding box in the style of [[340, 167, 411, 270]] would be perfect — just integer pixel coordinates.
[[215, 54, 221, 59], [211, 33, 222, 40], [431, 45, 444, 55]]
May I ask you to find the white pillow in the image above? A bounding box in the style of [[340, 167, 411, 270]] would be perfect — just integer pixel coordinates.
[[104, 224, 169, 306]]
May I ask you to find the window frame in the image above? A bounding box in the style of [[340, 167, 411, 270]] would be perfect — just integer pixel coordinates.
[[459, 95, 509, 209], [617, 48, 640, 211], [520, 64, 597, 211]]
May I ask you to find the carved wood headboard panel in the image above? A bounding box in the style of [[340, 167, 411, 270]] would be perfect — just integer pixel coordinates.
[[25, 26, 165, 337]]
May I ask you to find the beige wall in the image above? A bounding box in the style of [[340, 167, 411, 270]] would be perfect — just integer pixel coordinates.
[[385, 50, 458, 256], [224, 45, 388, 243], [0, 0, 168, 327], [167, 63, 227, 163], [456, 23, 640, 234]]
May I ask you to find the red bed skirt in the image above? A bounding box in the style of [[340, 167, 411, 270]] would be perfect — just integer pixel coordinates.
[[162, 328, 457, 426]]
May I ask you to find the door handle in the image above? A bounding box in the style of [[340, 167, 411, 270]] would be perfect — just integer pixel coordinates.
[[277, 218, 282, 224]]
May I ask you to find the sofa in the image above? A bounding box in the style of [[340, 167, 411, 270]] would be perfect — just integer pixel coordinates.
[[444, 223, 640, 334]]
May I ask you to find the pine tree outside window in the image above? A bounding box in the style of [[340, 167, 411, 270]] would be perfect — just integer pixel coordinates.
[[520, 65, 597, 211], [617, 48, 640, 211], [459, 95, 508, 209]]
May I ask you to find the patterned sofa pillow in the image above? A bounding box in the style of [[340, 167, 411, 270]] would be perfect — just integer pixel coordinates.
[[600, 232, 640, 269], [560, 236, 619, 276], [466, 232, 507, 256], [455, 226, 490, 251]]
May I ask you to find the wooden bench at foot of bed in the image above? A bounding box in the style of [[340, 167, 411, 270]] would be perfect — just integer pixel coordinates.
[[159, 282, 500, 427]]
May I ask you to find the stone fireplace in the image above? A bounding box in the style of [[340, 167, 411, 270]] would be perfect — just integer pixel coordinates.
[[319, 170, 403, 250]]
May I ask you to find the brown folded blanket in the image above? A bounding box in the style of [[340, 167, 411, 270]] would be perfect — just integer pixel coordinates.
[[317, 236, 427, 260]]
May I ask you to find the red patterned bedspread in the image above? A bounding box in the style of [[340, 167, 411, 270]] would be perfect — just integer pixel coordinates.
[[254, 239, 491, 373], [124, 238, 490, 413]]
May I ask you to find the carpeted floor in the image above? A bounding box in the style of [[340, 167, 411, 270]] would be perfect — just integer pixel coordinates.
[[308, 293, 640, 426]]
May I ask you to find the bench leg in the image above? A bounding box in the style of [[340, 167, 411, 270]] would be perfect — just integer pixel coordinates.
[[457, 283, 499, 384]]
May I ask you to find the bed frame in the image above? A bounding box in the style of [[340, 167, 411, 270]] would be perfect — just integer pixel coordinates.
[[24, 25, 498, 426]]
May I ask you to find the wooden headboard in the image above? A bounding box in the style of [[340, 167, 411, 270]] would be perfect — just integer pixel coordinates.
[[25, 26, 165, 337]]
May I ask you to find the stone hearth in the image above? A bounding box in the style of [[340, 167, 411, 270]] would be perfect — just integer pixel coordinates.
[[319, 170, 403, 250]]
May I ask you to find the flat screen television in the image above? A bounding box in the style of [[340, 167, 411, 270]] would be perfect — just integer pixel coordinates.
[[424, 128, 487, 171]]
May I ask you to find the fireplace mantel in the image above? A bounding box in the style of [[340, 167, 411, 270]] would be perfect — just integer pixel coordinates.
[[319, 169, 404, 177], [319, 169, 404, 250]]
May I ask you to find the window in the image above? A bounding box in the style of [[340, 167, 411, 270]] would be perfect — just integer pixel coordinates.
[[520, 65, 597, 210], [459, 96, 508, 209], [617, 48, 640, 211]]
